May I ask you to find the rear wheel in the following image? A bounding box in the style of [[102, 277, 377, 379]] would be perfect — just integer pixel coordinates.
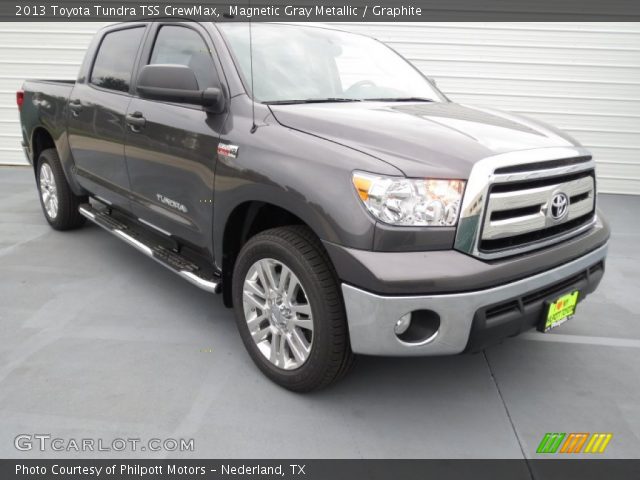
[[36, 148, 86, 230], [232, 226, 355, 392]]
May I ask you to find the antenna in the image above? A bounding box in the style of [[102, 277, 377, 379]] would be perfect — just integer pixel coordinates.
[[249, 10, 257, 133]]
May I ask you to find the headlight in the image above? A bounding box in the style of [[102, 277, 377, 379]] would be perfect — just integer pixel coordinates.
[[352, 172, 465, 226]]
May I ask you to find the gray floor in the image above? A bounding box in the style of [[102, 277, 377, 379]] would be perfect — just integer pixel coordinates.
[[1, 166, 638, 459]]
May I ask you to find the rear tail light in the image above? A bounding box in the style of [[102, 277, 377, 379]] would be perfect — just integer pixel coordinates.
[[16, 90, 24, 111]]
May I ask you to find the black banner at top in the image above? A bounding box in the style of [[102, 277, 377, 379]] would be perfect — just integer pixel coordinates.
[[6, 0, 640, 22]]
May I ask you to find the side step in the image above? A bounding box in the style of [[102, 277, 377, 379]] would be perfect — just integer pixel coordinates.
[[79, 204, 221, 294]]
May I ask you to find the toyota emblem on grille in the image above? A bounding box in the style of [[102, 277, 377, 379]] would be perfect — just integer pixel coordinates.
[[550, 192, 569, 220]]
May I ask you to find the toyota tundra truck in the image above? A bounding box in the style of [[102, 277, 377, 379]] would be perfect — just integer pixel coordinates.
[[18, 21, 610, 391]]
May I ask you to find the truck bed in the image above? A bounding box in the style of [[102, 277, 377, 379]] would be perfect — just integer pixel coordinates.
[[22, 79, 76, 98], [24, 79, 75, 86], [19, 79, 76, 167]]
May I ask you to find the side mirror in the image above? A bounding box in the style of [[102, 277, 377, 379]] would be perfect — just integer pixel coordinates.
[[137, 64, 225, 113], [427, 77, 438, 87]]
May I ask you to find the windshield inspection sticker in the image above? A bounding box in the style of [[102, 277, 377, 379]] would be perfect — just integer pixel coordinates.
[[217, 143, 239, 159]]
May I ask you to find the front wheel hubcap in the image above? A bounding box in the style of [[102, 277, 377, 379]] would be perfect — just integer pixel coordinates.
[[39, 163, 58, 219], [243, 258, 314, 370]]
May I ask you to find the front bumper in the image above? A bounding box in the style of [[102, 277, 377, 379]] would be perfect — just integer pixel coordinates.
[[342, 243, 608, 356]]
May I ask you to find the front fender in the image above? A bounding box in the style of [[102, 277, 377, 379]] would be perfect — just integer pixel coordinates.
[[212, 101, 403, 266]]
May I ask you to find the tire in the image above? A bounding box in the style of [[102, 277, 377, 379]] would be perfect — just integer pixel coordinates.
[[232, 226, 355, 392], [36, 148, 87, 230]]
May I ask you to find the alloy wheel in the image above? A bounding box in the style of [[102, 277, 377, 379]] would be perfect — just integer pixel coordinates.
[[39, 163, 59, 219], [242, 258, 314, 370]]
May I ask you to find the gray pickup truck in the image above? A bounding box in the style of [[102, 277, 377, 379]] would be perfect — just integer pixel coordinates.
[[18, 21, 609, 391]]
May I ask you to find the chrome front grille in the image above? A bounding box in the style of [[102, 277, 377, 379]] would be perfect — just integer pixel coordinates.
[[454, 147, 598, 260], [480, 171, 595, 251]]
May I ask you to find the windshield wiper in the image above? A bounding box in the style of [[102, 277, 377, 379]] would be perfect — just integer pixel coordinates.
[[265, 98, 362, 105], [363, 97, 435, 102]]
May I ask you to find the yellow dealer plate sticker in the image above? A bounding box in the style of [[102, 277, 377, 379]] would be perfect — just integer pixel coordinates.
[[540, 291, 579, 332]]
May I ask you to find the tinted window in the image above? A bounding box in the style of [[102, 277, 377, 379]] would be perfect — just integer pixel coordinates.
[[91, 27, 144, 92], [150, 26, 217, 89]]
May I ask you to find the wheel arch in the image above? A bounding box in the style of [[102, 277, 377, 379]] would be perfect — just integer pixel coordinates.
[[31, 127, 56, 176], [220, 200, 324, 307], [30, 126, 86, 196]]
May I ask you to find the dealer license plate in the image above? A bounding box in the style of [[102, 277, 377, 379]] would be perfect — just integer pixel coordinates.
[[539, 291, 579, 333]]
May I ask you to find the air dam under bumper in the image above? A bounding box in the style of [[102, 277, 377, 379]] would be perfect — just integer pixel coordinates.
[[342, 243, 608, 356]]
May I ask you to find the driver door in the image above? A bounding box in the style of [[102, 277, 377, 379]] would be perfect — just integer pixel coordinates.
[[124, 22, 227, 255]]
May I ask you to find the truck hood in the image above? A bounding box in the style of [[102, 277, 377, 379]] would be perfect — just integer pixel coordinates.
[[269, 102, 580, 178]]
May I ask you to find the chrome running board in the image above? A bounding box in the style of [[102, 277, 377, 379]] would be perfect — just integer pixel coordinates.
[[79, 203, 221, 294]]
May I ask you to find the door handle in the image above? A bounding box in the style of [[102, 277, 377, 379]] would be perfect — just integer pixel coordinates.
[[125, 112, 146, 131], [68, 100, 82, 117]]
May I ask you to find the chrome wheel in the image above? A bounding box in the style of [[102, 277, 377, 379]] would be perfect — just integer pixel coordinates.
[[243, 258, 314, 370], [39, 163, 58, 219]]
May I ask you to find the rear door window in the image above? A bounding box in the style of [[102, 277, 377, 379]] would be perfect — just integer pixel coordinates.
[[91, 27, 144, 92]]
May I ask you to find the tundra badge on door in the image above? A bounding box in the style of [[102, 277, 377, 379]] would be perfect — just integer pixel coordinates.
[[156, 194, 188, 213]]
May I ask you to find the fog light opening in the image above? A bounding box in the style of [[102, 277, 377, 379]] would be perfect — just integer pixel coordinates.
[[395, 310, 441, 344]]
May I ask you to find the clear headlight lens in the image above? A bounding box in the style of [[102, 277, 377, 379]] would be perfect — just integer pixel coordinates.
[[352, 172, 465, 226]]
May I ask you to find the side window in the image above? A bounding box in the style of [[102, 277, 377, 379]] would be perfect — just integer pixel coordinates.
[[149, 26, 218, 89], [91, 27, 144, 92]]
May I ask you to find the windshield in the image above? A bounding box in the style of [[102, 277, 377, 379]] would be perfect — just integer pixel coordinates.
[[218, 23, 445, 104]]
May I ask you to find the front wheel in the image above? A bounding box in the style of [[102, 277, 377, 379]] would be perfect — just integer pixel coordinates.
[[232, 226, 354, 392]]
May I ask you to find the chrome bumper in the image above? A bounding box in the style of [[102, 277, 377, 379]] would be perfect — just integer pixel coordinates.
[[342, 243, 608, 356]]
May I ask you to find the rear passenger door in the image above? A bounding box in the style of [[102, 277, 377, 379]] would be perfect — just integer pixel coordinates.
[[67, 25, 146, 210], [124, 22, 227, 256]]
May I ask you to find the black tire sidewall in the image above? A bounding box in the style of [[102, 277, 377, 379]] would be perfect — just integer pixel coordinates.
[[232, 229, 344, 390]]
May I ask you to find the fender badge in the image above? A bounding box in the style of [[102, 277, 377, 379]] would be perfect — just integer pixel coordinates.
[[217, 143, 239, 159]]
